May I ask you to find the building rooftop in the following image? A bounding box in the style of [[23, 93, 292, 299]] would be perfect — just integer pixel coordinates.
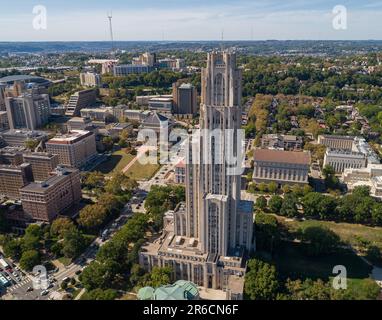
[[253, 149, 311, 165], [0, 75, 50, 85], [47, 130, 93, 144], [20, 167, 77, 193]]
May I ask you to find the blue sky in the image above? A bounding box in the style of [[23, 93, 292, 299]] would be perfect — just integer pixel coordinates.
[[0, 0, 382, 41]]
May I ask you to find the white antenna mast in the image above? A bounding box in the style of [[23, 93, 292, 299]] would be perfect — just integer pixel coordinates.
[[107, 11, 115, 55]]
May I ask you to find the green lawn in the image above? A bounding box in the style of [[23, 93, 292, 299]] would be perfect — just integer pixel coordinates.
[[58, 257, 72, 266], [95, 149, 134, 175], [125, 161, 160, 181], [272, 241, 372, 282], [276, 216, 382, 251]]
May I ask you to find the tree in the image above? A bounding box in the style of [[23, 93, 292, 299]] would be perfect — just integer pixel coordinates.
[[130, 264, 145, 287], [268, 182, 278, 194], [285, 278, 331, 300], [20, 250, 40, 271], [102, 136, 114, 151], [280, 194, 299, 218], [24, 139, 39, 151], [81, 288, 118, 300], [258, 183, 268, 193], [281, 184, 291, 194], [83, 171, 104, 190], [50, 218, 76, 239], [104, 173, 137, 196], [299, 226, 340, 256], [80, 260, 120, 291], [302, 192, 337, 220], [255, 213, 279, 252], [366, 245, 382, 266], [78, 204, 108, 232], [3, 238, 22, 260], [244, 259, 279, 300], [256, 196, 267, 211], [146, 267, 172, 288], [268, 195, 283, 214], [372, 203, 382, 226], [62, 229, 87, 259]]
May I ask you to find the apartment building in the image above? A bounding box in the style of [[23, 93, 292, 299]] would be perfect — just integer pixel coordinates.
[[22, 152, 59, 182], [20, 166, 81, 222], [65, 89, 96, 117], [0, 163, 33, 199], [46, 130, 97, 168]]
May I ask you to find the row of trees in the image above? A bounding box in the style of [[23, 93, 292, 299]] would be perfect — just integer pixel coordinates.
[[244, 257, 380, 300], [256, 186, 382, 226]]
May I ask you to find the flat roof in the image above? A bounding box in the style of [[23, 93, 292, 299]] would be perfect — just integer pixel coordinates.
[[254, 149, 311, 165]]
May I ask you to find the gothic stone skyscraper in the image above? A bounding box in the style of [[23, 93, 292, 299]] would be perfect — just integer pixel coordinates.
[[140, 51, 254, 299]]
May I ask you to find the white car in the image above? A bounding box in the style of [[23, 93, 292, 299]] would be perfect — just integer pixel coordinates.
[[40, 290, 49, 296]]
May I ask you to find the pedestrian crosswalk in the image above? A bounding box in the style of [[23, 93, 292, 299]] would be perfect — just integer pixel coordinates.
[[8, 278, 31, 292]]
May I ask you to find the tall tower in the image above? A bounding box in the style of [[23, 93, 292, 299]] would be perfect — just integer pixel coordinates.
[[185, 50, 247, 257], [107, 12, 115, 55]]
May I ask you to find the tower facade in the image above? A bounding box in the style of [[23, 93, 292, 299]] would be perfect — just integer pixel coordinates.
[[140, 51, 253, 299]]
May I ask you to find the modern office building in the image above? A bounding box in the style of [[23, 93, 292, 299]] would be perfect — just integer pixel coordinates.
[[46, 130, 97, 168], [172, 81, 198, 116], [113, 64, 154, 76], [252, 149, 311, 185], [80, 72, 102, 87], [20, 166, 81, 222], [261, 134, 303, 151], [65, 89, 97, 117], [140, 51, 253, 299], [5, 93, 50, 130], [323, 149, 367, 173], [0, 163, 33, 199], [22, 152, 59, 182]]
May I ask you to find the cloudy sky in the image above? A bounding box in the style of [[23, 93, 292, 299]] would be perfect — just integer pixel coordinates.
[[0, 0, 381, 41]]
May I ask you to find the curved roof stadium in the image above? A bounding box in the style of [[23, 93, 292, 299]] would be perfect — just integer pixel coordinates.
[[0, 75, 51, 86]]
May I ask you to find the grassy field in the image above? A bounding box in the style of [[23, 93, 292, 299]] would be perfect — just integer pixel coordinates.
[[271, 241, 372, 282], [125, 161, 160, 181], [276, 216, 382, 251], [95, 149, 135, 175]]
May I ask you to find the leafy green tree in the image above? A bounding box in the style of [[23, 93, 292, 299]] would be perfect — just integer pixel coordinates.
[[80, 260, 121, 291], [280, 194, 299, 218], [299, 226, 340, 256], [104, 173, 137, 196], [62, 229, 87, 259], [102, 136, 114, 151], [83, 171, 104, 190], [81, 289, 118, 300], [244, 259, 279, 300], [146, 267, 172, 288], [371, 203, 382, 226], [268, 182, 278, 194], [302, 192, 337, 220], [285, 278, 331, 300], [3, 238, 22, 260], [78, 204, 108, 232], [20, 250, 40, 271], [50, 218, 76, 239], [256, 196, 267, 211], [268, 195, 283, 214], [255, 213, 279, 252], [258, 183, 268, 193]]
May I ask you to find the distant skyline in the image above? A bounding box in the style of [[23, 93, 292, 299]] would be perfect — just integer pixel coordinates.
[[0, 0, 382, 41]]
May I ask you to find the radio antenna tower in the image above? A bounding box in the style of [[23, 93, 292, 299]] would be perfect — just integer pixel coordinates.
[[107, 12, 115, 56]]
